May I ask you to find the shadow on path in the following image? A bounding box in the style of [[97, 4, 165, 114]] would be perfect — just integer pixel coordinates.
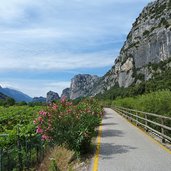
[[101, 122, 118, 126], [101, 129, 124, 138], [100, 143, 137, 159], [103, 115, 113, 119]]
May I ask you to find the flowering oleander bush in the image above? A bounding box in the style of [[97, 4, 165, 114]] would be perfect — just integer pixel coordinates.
[[34, 98, 103, 155]]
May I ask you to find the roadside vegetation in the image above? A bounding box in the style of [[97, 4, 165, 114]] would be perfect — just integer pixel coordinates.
[[0, 98, 102, 171], [111, 90, 171, 139], [34, 98, 102, 155], [96, 58, 171, 117], [112, 90, 171, 117], [96, 58, 171, 101]]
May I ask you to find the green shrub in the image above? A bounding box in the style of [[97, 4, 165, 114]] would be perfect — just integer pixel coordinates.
[[155, 3, 166, 15], [49, 158, 60, 171], [159, 17, 170, 28], [34, 98, 102, 155], [169, 0, 171, 9], [112, 90, 171, 117], [143, 30, 150, 36], [96, 58, 171, 101]]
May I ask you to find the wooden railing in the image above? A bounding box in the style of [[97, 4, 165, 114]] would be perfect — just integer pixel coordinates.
[[113, 106, 171, 143]]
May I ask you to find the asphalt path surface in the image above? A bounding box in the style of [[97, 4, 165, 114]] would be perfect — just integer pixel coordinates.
[[90, 108, 171, 171]]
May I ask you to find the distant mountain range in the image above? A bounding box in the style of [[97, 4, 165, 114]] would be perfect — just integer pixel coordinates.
[[0, 92, 9, 100], [0, 86, 32, 102]]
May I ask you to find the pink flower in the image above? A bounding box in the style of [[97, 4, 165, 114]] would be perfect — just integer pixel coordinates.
[[41, 135, 49, 141], [36, 126, 43, 134], [52, 104, 58, 110], [39, 110, 43, 115], [38, 117, 43, 123], [66, 102, 72, 106], [67, 109, 72, 113], [61, 96, 66, 103], [39, 111, 47, 116]]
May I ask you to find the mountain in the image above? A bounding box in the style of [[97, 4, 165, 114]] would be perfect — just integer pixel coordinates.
[[0, 92, 10, 100], [62, 0, 171, 99], [32, 96, 46, 103], [61, 88, 70, 99], [0, 86, 32, 102], [69, 74, 100, 99], [0, 92, 16, 106], [90, 0, 171, 96], [46, 91, 60, 103]]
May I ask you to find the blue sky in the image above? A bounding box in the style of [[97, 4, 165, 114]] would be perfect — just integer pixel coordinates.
[[0, 0, 153, 97]]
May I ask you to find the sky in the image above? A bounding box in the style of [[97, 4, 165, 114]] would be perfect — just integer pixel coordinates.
[[0, 0, 153, 97]]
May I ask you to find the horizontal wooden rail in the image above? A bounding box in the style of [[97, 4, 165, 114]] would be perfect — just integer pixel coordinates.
[[116, 106, 171, 120], [113, 106, 171, 142]]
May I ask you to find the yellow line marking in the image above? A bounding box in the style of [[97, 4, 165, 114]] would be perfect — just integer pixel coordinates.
[[92, 123, 102, 171], [117, 111, 171, 155]]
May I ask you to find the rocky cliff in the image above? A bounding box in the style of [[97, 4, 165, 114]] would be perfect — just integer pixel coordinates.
[[90, 0, 171, 95], [61, 88, 70, 99], [63, 0, 171, 98], [70, 74, 100, 99], [32, 96, 46, 103], [46, 91, 60, 103]]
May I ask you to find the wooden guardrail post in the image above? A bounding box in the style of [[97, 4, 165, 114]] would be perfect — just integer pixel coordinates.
[[145, 114, 148, 132], [114, 106, 171, 142], [161, 118, 165, 143], [130, 111, 133, 123], [136, 112, 138, 126]]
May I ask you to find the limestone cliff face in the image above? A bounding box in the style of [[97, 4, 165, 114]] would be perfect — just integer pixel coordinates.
[[63, 0, 171, 98], [61, 88, 70, 99], [91, 0, 171, 95], [70, 74, 100, 99], [46, 91, 60, 103]]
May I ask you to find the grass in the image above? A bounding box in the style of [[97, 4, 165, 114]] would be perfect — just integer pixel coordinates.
[[38, 146, 75, 171], [37, 144, 95, 171], [37, 128, 98, 171]]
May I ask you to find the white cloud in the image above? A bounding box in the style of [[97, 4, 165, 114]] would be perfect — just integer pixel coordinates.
[[0, 82, 14, 88], [0, 28, 70, 38], [0, 50, 117, 71], [0, 0, 153, 97]]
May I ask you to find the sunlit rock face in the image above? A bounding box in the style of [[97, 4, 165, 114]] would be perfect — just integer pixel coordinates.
[[69, 74, 100, 99], [90, 0, 171, 95], [61, 88, 70, 99], [63, 0, 171, 98], [46, 91, 60, 103]]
